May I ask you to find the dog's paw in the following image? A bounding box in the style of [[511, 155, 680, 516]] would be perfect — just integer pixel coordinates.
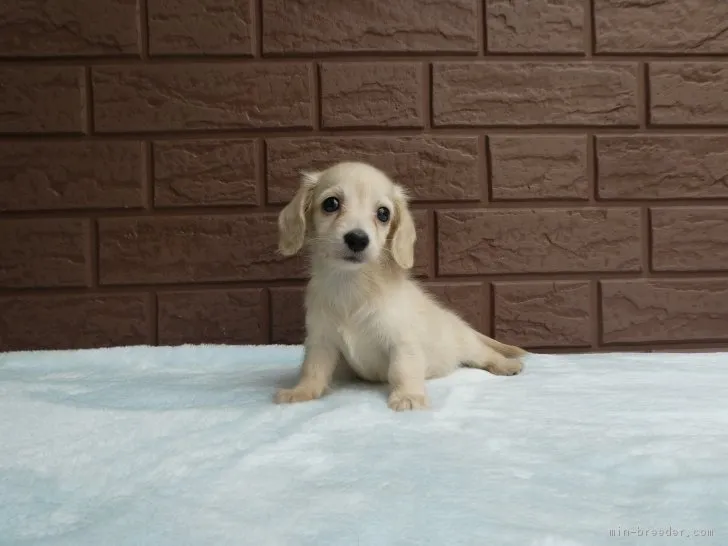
[[388, 391, 429, 412], [274, 386, 322, 404], [485, 357, 523, 376]]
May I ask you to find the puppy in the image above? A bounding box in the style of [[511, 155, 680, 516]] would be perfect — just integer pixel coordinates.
[[274, 161, 527, 411]]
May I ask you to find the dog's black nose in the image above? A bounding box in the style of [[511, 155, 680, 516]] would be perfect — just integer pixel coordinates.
[[343, 229, 369, 252]]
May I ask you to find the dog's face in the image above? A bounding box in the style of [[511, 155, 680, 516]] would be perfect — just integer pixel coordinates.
[[278, 162, 416, 271]]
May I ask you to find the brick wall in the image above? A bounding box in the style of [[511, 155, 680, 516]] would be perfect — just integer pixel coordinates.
[[2, 0, 728, 352]]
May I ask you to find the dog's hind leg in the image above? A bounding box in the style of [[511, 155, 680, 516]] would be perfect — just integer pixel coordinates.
[[460, 331, 524, 376]]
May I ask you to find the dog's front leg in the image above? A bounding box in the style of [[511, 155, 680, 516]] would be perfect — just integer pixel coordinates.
[[275, 341, 339, 404], [387, 345, 429, 411]]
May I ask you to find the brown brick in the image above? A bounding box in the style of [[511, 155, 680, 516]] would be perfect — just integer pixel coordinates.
[[411, 210, 432, 278], [270, 287, 305, 344], [158, 289, 266, 345], [320, 63, 424, 128], [266, 136, 480, 204], [651, 208, 728, 272], [651, 63, 728, 126], [595, 0, 728, 53], [486, 0, 584, 53], [433, 62, 638, 127], [437, 208, 641, 275], [262, 0, 478, 54], [0, 142, 144, 211], [0, 219, 89, 288], [490, 136, 588, 201], [494, 281, 591, 348], [598, 136, 728, 200], [92, 64, 312, 132], [601, 280, 728, 344], [425, 282, 486, 332], [148, 0, 253, 56], [154, 139, 258, 207], [0, 0, 140, 57], [98, 215, 306, 285], [0, 294, 150, 351], [0, 67, 84, 134]]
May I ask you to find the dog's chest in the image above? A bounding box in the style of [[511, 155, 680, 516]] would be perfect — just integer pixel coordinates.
[[334, 317, 390, 382]]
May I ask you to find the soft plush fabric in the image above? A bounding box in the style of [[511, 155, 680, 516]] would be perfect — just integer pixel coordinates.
[[1, 345, 726, 546]]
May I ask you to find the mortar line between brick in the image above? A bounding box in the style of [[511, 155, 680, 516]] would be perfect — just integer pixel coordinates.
[[644, 64, 652, 127], [478, 0, 487, 56], [253, 0, 263, 57], [3, 199, 728, 221], [139, 0, 150, 59], [524, 341, 728, 353], [488, 282, 495, 338], [426, 210, 436, 279], [148, 291, 159, 346], [257, 139, 268, 206], [641, 207, 652, 276], [7, 126, 728, 141], [587, 134, 597, 203], [5, 272, 728, 300], [585, 0, 595, 56], [481, 135, 491, 204], [431, 210, 440, 279], [8, 54, 728, 65], [638, 62, 648, 129], [590, 279, 600, 349], [312, 62, 322, 131]]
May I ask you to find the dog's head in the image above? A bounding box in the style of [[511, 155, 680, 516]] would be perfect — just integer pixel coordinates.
[[278, 161, 416, 271]]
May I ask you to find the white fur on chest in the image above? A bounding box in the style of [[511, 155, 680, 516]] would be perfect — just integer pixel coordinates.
[[333, 310, 391, 382]]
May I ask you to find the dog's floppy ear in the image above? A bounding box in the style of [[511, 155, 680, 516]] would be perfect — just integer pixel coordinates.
[[278, 170, 320, 256], [390, 185, 417, 269]]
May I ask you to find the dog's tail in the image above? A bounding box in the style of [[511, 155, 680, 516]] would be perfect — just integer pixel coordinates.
[[477, 332, 528, 358]]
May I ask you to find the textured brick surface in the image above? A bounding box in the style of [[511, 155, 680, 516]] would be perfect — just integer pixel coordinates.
[[598, 136, 728, 200], [650, 63, 728, 126], [0, 0, 140, 57], [433, 62, 638, 127], [426, 282, 486, 332], [652, 208, 728, 272], [486, 0, 584, 53], [99, 215, 307, 285], [3, 0, 727, 351], [0, 142, 144, 211], [0, 67, 85, 134], [270, 287, 305, 344], [494, 281, 591, 348], [595, 0, 728, 53], [411, 210, 433, 278], [601, 280, 728, 344], [266, 136, 480, 204], [158, 289, 266, 345], [148, 0, 253, 56], [154, 139, 258, 207], [92, 64, 312, 132], [262, 0, 478, 54], [0, 294, 150, 351], [490, 136, 588, 201], [320, 63, 424, 128], [437, 209, 641, 275], [0, 219, 89, 288]]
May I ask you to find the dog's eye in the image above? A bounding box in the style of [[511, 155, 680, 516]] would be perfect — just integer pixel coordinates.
[[376, 206, 390, 223], [322, 197, 340, 213]]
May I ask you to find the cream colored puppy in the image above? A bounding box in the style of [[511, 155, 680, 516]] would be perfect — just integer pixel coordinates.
[[274, 161, 527, 411]]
